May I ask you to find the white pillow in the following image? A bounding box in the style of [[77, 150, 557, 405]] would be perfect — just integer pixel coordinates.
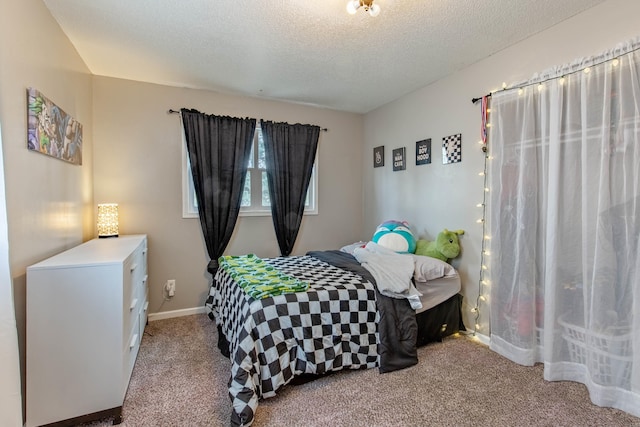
[[340, 241, 367, 255], [410, 254, 457, 281]]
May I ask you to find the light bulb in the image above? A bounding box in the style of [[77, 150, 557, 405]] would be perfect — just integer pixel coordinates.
[[347, 1, 359, 14], [612, 58, 619, 67], [584, 67, 591, 74], [369, 4, 381, 16]]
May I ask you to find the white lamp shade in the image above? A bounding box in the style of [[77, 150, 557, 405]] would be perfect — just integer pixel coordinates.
[[97, 203, 119, 238]]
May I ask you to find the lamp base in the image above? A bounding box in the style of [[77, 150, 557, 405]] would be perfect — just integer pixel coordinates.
[[98, 235, 119, 238]]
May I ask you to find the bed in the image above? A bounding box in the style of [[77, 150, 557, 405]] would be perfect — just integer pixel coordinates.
[[205, 248, 464, 426]]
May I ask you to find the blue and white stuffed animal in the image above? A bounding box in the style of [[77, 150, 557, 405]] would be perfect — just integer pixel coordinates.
[[372, 220, 416, 253]]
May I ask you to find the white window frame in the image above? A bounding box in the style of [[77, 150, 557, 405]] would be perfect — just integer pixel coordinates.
[[182, 125, 318, 218]]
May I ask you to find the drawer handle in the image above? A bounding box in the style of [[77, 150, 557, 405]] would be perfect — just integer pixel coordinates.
[[143, 249, 148, 255], [130, 263, 138, 272], [130, 298, 138, 310], [143, 274, 148, 284], [130, 334, 138, 349], [143, 301, 149, 312]]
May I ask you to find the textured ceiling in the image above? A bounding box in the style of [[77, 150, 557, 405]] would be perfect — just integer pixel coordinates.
[[43, 0, 605, 113]]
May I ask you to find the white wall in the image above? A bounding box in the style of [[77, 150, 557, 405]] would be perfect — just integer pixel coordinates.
[[92, 77, 365, 315], [0, 0, 94, 421], [362, 0, 640, 332]]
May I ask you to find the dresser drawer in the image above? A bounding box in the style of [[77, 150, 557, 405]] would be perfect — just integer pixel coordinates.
[[123, 316, 141, 396], [127, 246, 145, 305]]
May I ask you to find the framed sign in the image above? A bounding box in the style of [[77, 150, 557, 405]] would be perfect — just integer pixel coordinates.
[[416, 139, 431, 165], [392, 147, 406, 171], [373, 145, 385, 167], [442, 133, 462, 164]]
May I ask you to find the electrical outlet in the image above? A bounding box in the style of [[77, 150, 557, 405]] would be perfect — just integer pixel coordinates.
[[166, 279, 176, 297]]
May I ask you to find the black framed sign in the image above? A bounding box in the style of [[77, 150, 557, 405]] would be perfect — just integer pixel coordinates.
[[373, 145, 385, 168], [442, 133, 462, 164], [416, 138, 431, 165], [392, 147, 406, 171]]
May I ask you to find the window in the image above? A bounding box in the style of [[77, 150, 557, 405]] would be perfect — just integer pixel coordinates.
[[182, 124, 318, 218]]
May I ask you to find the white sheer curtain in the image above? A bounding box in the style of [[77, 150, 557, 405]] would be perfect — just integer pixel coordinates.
[[487, 38, 640, 417], [0, 123, 22, 425]]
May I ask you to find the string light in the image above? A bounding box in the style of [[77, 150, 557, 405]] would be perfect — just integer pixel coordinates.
[[497, 54, 632, 96], [474, 98, 491, 338]]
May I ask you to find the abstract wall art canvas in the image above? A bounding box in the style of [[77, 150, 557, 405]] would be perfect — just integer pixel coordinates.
[[27, 87, 82, 165]]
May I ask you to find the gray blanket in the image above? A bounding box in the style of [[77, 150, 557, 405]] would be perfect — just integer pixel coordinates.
[[307, 250, 418, 373]]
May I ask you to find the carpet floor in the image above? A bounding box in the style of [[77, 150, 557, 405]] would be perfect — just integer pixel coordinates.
[[83, 314, 640, 426]]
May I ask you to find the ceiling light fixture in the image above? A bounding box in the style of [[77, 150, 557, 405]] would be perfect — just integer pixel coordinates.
[[346, 0, 381, 17]]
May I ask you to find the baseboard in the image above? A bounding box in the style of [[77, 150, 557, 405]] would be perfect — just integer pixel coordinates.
[[148, 306, 206, 322]]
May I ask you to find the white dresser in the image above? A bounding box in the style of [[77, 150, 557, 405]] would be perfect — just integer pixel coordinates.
[[26, 235, 148, 427]]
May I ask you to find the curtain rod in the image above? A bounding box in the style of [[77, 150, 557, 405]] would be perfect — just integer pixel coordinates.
[[471, 93, 492, 104], [471, 42, 640, 105], [168, 109, 328, 131]]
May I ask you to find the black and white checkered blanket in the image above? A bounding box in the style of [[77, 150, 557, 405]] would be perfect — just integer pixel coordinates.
[[205, 255, 379, 427]]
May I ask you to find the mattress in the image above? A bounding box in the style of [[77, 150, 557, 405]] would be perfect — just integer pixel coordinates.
[[414, 273, 461, 313]]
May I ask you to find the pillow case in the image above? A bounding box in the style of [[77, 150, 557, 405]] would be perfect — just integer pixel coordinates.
[[340, 241, 367, 255], [411, 254, 457, 282]]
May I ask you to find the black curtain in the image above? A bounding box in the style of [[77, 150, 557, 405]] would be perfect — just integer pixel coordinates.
[[181, 109, 256, 274], [261, 120, 320, 256]]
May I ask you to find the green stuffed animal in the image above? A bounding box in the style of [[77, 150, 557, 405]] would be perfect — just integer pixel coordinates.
[[415, 229, 465, 262]]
